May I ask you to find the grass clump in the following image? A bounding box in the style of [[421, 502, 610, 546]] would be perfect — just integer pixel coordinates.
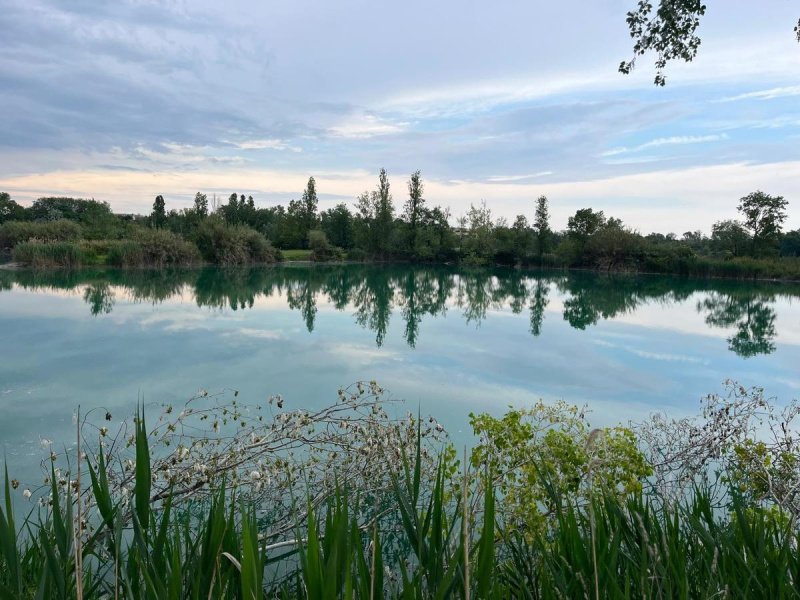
[[12, 241, 85, 268], [0, 219, 82, 250]]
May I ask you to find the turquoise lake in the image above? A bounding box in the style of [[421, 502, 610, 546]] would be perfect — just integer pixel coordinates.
[[1, 265, 799, 484]]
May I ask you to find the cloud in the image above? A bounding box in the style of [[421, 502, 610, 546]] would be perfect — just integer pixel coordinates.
[[717, 85, 800, 102], [3, 159, 799, 235], [485, 171, 553, 183], [601, 134, 729, 157], [327, 114, 408, 139], [1, 0, 798, 232]]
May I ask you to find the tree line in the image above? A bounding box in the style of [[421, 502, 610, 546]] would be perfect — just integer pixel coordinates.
[[1, 172, 797, 275]]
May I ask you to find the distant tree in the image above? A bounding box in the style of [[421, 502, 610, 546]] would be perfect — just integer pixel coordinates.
[[462, 201, 494, 264], [426, 205, 453, 259], [737, 191, 789, 257], [247, 195, 255, 210], [584, 225, 644, 270], [404, 171, 425, 253], [285, 177, 320, 247], [620, 2, 800, 86], [781, 229, 800, 257], [355, 169, 396, 257], [193, 192, 208, 218], [533, 195, 551, 256], [151, 195, 167, 229], [320, 203, 354, 249], [375, 168, 394, 255], [223, 193, 240, 225], [301, 177, 319, 232], [567, 208, 606, 241], [711, 219, 749, 258], [0, 192, 25, 223]]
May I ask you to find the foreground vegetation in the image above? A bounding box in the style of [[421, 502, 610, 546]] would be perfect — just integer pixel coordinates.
[[1, 182, 797, 278], [2, 381, 799, 598]]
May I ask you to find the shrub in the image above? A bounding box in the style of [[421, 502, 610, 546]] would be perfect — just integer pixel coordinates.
[[0, 219, 82, 249], [308, 229, 342, 262], [346, 247, 367, 261], [12, 241, 84, 267], [194, 219, 280, 265], [107, 229, 200, 267]]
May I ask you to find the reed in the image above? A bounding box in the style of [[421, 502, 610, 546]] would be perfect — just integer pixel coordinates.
[[2, 403, 800, 598], [12, 241, 85, 268]]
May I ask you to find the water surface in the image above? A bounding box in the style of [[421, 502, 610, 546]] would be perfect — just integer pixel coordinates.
[[1, 265, 799, 482]]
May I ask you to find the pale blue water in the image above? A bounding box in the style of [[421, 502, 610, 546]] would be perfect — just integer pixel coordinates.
[[1, 265, 798, 486]]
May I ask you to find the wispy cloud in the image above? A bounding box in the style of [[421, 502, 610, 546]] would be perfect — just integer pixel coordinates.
[[485, 171, 553, 183], [601, 134, 728, 157], [328, 114, 408, 139], [225, 139, 303, 152], [717, 85, 800, 103]]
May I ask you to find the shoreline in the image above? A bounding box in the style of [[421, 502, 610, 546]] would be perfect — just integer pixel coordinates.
[[3, 257, 800, 284]]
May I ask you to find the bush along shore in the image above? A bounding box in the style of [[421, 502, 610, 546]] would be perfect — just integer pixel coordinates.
[[1, 182, 798, 277], [2, 380, 800, 597]]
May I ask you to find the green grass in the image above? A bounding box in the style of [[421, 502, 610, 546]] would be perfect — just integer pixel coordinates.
[[282, 248, 313, 261]]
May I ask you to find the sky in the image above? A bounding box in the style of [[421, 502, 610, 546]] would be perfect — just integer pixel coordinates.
[[1, 0, 799, 234]]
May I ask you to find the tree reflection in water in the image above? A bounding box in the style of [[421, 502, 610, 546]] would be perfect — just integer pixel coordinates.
[[1, 265, 795, 358]]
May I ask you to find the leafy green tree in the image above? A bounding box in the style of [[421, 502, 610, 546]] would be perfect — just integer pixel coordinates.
[[193, 192, 208, 218], [0, 192, 25, 224], [426, 206, 454, 259], [462, 201, 495, 264], [222, 193, 240, 225], [533, 195, 551, 256], [568, 208, 606, 241], [711, 219, 749, 258], [151, 195, 167, 229], [403, 171, 425, 254], [781, 229, 800, 257], [320, 203, 354, 249], [375, 168, 394, 256], [583, 222, 644, 269], [355, 169, 396, 257], [620, 2, 799, 86], [737, 191, 789, 257], [300, 177, 319, 237]]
